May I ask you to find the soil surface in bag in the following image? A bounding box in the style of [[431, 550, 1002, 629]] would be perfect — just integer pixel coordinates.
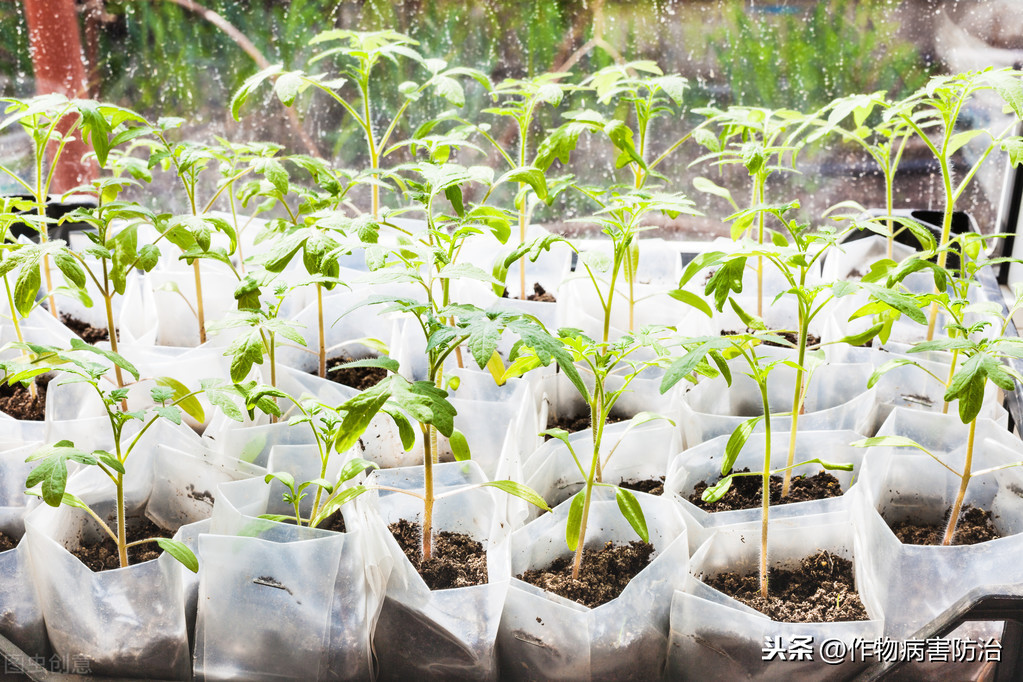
[[317, 510, 346, 533], [389, 519, 488, 590], [720, 329, 822, 349], [545, 412, 626, 437], [705, 551, 868, 623], [0, 374, 48, 421], [889, 505, 999, 546], [61, 313, 110, 344], [518, 540, 653, 608], [320, 353, 389, 390], [0, 531, 16, 552], [502, 282, 556, 302], [71, 516, 175, 572], [619, 477, 665, 496], [691, 469, 843, 512]]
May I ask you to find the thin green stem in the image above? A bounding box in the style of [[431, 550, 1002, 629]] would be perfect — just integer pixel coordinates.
[[941, 416, 977, 546]]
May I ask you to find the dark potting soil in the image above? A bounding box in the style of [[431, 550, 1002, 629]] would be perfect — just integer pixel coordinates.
[[889, 505, 999, 546], [0, 373, 48, 421], [518, 540, 654, 608], [0, 531, 16, 553], [691, 468, 843, 512], [619, 477, 665, 496], [71, 516, 175, 572], [60, 313, 110, 344], [721, 328, 822, 349], [318, 510, 347, 534], [502, 282, 557, 302], [545, 412, 626, 437], [322, 354, 388, 391], [706, 551, 869, 623], [388, 519, 488, 590]]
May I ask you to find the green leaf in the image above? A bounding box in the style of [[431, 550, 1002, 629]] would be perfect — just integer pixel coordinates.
[[566, 491, 585, 552], [868, 358, 919, 389], [273, 71, 307, 107], [448, 429, 471, 462], [335, 382, 392, 454], [385, 409, 417, 450], [154, 405, 183, 425], [69, 338, 140, 380], [14, 263, 40, 318], [155, 376, 205, 423], [482, 480, 551, 512], [692, 176, 735, 208], [701, 475, 733, 503], [947, 129, 985, 156], [337, 457, 379, 484], [26, 456, 68, 507], [502, 167, 548, 203], [722, 415, 763, 475], [615, 486, 649, 543], [991, 70, 1023, 119], [837, 323, 884, 348], [310, 486, 368, 528], [155, 538, 199, 573], [265, 470, 296, 491], [851, 435, 930, 453], [53, 250, 85, 289]]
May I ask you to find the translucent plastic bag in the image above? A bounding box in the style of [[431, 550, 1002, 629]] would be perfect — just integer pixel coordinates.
[[194, 475, 389, 681], [361, 461, 510, 680], [0, 442, 47, 658], [851, 408, 1023, 638], [664, 430, 865, 551], [497, 495, 689, 681], [679, 362, 878, 447], [23, 421, 251, 679], [521, 419, 682, 523], [667, 515, 884, 681], [274, 290, 402, 375], [146, 265, 238, 347]]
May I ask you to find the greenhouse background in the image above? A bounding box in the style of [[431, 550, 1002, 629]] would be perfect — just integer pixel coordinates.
[[2, 0, 1021, 235]]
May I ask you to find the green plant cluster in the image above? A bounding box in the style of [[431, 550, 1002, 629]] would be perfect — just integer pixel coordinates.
[[0, 29, 1020, 611]]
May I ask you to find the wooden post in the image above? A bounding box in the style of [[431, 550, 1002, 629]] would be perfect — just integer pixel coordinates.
[[23, 0, 97, 192]]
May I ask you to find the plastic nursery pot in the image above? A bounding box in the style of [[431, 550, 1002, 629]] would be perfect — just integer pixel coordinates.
[[146, 263, 239, 347], [194, 475, 387, 681], [667, 515, 884, 682], [557, 276, 716, 344], [850, 407, 1023, 639], [457, 223, 572, 308], [273, 289, 402, 376], [200, 365, 350, 469], [370, 350, 540, 475], [0, 442, 48, 659], [0, 308, 77, 444], [539, 365, 684, 437], [663, 430, 865, 552], [497, 494, 689, 681], [678, 361, 879, 448], [520, 419, 682, 523], [359, 460, 510, 680], [22, 420, 228, 679]]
